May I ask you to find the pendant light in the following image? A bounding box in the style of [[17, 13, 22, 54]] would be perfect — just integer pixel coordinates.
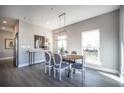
[[58, 12, 67, 40]]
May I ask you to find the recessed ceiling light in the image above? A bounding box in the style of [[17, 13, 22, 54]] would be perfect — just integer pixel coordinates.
[[46, 21, 50, 25], [3, 20, 7, 24], [2, 27, 6, 30]]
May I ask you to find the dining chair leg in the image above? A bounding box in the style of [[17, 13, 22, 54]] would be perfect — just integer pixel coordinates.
[[82, 69, 85, 84], [59, 70, 61, 80], [73, 68, 76, 74], [65, 69, 68, 77], [49, 67, 51, 76], [68, 63, 71, 77], [83, 70, 85, 82], [71, 68, 74, 78], [73, 63, 76, 74], [54, 68, 56, 78]]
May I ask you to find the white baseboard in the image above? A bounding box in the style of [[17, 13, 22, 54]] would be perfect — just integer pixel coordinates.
[[0, 57, 13, 61], [35, 59, 45, 64], [18, 59, 45, 68], [18, 63, 29, 67], [86, 65, 119, 74]]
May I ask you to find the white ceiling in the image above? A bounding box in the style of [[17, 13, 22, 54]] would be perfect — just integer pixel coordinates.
[[0, 5, 120, 30], [0, 16, 17, 32]]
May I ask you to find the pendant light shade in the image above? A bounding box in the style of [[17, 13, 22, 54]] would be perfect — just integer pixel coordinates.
[[58, 12, 67, 39]]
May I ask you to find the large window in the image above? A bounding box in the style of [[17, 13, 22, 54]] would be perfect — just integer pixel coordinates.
[[82, 29, 100, 65], [57, 35, 67, 53]]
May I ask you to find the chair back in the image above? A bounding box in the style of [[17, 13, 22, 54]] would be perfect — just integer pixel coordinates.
[[48, 51, 52, 55], [53, 53, 62, 65], [45, 52, 51, 64], [64, 50, 68, 54], [71, 51, 77, 55], [82, 50, 87, 66]]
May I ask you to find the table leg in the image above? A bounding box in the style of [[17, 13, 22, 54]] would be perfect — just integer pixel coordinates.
[[29, 52, 31, 66], [32, 52, 33, 65], [68, 62, 71, 77], [29, 52, 33, 66], [33, 52, 35, 65], [31, 52, 33, 66], [73, 60, 76, 74]]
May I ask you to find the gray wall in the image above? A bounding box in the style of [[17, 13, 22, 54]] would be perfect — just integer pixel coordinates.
[[0, 30, 13, 59], [53, 10, 119, 73], [18, 20, 52, 67]]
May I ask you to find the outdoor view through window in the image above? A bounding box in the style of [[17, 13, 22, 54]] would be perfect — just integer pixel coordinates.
[[57, 35, 67, 54], [82, 29, 100, 65]]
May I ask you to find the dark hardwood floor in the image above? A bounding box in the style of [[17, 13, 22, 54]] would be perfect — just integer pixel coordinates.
[[0, 59, 123, 87]]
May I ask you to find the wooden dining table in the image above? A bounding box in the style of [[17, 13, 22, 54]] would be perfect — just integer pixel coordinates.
[[62, 54, 85, 77], [63, 54, 83, 61]]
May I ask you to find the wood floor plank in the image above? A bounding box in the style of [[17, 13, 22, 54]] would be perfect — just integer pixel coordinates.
[[0, 59, 123, 87]]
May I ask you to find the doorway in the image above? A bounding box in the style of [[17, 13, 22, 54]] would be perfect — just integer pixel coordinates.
[[13, 32, 19, 67]]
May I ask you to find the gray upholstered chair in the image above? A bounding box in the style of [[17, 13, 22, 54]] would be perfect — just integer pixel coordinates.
[[64, 50, 68, 54], [71, 51, 77, 55], [53, 53, 69, 80], [44, 52, 53, 76], [71, 55, 86, 83], [70, 51, 77, 63]]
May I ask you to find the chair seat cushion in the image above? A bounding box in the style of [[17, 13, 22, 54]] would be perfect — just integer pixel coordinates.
[[71, 63, 82, 69], [54, 63, 69, 69]]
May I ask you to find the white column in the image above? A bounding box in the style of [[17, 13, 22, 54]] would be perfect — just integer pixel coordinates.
[[119, 6, 124, 82]]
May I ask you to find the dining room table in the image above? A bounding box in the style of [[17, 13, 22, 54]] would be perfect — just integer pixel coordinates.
[[62, 54, 85, 77]]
